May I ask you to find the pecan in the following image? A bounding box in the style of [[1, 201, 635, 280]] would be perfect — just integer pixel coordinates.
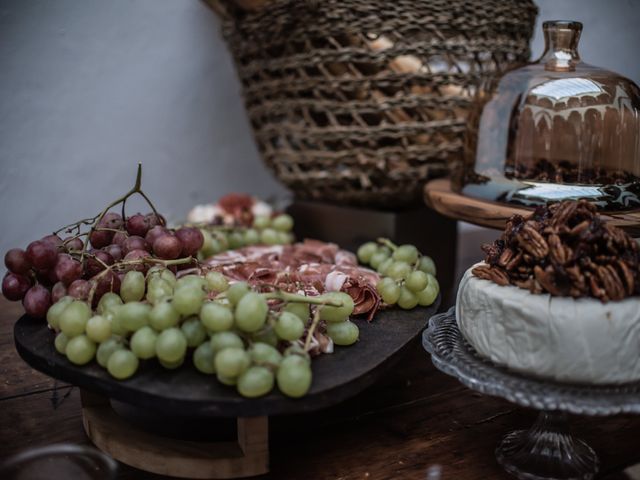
[[533, 265, 563, 296], [615, 260, 635, 295], [505, 251, 524, 271], [588, 274, 608, 302], [472, 264, 510, 286], [548, 234, 569, 266], [569, 220, 590, 236], [516, 224, 549, 259]]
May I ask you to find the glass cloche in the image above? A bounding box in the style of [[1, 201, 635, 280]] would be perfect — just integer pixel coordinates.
[[455, 20, 640, 211]]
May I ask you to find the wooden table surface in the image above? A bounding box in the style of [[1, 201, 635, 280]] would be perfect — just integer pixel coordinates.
[[1, 226, 639, 480]]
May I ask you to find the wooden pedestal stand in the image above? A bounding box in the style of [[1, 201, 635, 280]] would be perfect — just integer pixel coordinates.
[[80, 390, 269, 479]]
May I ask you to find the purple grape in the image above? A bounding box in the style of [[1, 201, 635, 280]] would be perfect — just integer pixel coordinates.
[[123, 236, 149, 255], [123, 249, 151, 272], [145, 213, 166, 228], [153, 235, 183, 260], [5, 248, 31, 274], [41, 234, 63, 248], [68, 279, 90, 300], [90, 270, 121, 305], [26, 241, 58, 270], [63, 237, 84, 251], [112, 231, 128, 247], [103, 244, 122, 262], [54, 254, 84, 285], [51, 282, 68, 303], [126, 213, 151, 237], [85, 251, 114, 278], [89, 229, 112, 249], [175, 227, 204, 256], [145, 226, 168, 247], [23, 285, 51, 318], [99, 212, 124, 230], [2, 273, 32, 301]]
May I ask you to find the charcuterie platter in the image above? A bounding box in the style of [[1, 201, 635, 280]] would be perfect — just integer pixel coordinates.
[[15, 300, 438, 417]]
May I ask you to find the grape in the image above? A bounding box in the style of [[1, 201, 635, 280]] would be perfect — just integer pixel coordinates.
[[260, 228, 278, 245], [377, 257, 394, 276], [235, 292, 268, 332], [53, 255, 83, 286], [90, 270, 121, 303], [175, 274, 206, 290], [65, 335, 96, 365], [68, 279, 90, 300], [59, 300, 91, 336], [252, 215, 271, 230], [214, 347, 250, 378], [356, 242, 378, 264], [283, 302, 310, 322], [2, 273, 32, 301], [159, 357, 184, 370], [426, 273, 439, 291], [85, 251, 114, 278], [272, 214, 294, 232], [283, 344, 311, 363], [156, 327, 187, 363], [327, 320, 359, 346], [145, 213, 165, 228], [126, 213, 151, 237], [23, 285, 52, 318], [147, 266, 176, 287], [416, 279, 439, 306], [46, 296, 74, 329], [112, 231, 128, 248], [193, 342, 216, 374], [249, 342, 282, 367], [276, 355, 312, 398], [405, 270, 428, 292], [122, 250, 151, 272], [123, 236, 149, 255], [86, 315, 111, 343], [63, 237, 84, 252], [376, 277, 401, 304], [146, 277, 173, 304], [26, 240, 58, 270], [276, 231, 291, 245], [54, 332, 69, 354], [50, 282, 67, 303], [99, 212, 124, 230], [172, 285, 205, 316], [145, 225, 169, 247], [107, 349, 139, 379], [205, 271, 228, 292], [227, 282, 249, 306], [210, 331, 244, 352], [5, 248, 31, 274], [89, 230, 112, 249], [417, 256, 436, 276], [200, 302, 233, 332], [153, 235, 183, 260], [149, 301, 180, 330], [238, 366, 274, 398], [392, 244, 419, 264], [96, 338, 124, 367], [251, 327, 279, 347], [228, 232, 246, 250], [130, 326, 158, 359], [274, 311, 305, 341], [103, 244, 123, 262], [117, 302, 150, 331], [181, 317, 207, 347], [386, 261, 411, 281], [175, 227, 204, 257], [107, 307, 127, 336], [397, 286, 418, 310], [217, 372, 237, 386], [318, 292, 355, 323], [243, 228, 260, 246], [97, 292, 123, 314], [369, 250, 390, 270], [41, 234, 63, 248], [120, 271, 145, 302]]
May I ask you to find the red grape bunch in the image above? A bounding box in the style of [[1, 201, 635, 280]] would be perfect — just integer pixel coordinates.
[[2, 166, 204, 318]]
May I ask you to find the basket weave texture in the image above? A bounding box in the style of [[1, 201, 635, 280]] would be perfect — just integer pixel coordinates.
[[222, 0, 538, 207]]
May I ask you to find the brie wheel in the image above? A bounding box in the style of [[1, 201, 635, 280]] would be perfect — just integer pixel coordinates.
[[456, 263, 640, 385]]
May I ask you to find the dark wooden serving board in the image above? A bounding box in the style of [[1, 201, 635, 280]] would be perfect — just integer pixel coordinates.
[[14, 298, 439, 418]]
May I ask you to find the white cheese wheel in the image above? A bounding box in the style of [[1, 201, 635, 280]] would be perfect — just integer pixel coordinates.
[[456, 263, 640, 385]]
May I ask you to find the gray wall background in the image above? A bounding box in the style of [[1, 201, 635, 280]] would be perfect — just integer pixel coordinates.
[[0, 0, 639, 266]]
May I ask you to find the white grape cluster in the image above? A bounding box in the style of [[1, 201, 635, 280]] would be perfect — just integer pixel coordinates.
[[46, 266, 358, 398], [198, 214, 295, 258], [357, 241, 440, 309]]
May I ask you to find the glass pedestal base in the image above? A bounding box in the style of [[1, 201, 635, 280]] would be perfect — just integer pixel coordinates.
[[495, 412, 598, 480]]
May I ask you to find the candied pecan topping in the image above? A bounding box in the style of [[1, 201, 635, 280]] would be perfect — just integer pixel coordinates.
[[473, 200, 640, 302]]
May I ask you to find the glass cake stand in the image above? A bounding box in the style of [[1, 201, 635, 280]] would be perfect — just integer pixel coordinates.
[[422, 307, 640, 480]]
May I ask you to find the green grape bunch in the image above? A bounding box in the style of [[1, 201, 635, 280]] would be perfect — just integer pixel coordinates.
[[357, 239, 440, 310]]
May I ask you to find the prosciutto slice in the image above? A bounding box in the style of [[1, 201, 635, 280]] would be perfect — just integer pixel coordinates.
[[205, 240, 381, 320]]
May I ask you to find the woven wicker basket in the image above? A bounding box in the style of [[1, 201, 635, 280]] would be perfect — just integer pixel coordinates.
[[218, 0, 538, 207]]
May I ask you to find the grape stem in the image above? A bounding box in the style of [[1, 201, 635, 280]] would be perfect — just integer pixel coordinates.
[[261, 290, 343, 308], [377, 238, 397, 251], [303, 309, 321, 351]]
